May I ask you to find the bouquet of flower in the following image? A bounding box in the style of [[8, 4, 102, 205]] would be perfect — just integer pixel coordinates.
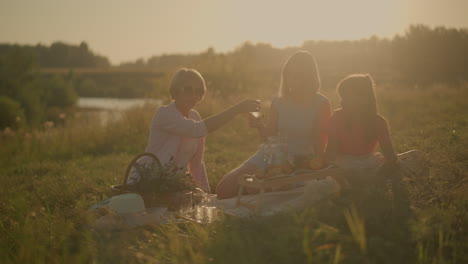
[[132, 157, 195, 195]]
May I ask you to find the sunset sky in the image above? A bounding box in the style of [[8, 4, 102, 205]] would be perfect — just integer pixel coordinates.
[[1, 0, 467, 64]]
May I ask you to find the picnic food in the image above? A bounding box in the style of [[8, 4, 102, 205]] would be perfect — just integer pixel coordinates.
[[281, 162, 294, 174], [292, 154, 315, 170], [309, 157, 326, 170], [254, 168, 268, 179], [254, 163, 291, 179]]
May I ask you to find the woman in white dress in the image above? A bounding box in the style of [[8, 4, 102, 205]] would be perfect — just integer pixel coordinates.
[[127, 68, 261, 192]]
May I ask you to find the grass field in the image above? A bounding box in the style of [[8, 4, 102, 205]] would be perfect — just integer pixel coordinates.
[[1, 84, 467, 263]]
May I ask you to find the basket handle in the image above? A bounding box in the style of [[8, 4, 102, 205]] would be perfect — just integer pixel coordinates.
[[122, 152, 162, 186]]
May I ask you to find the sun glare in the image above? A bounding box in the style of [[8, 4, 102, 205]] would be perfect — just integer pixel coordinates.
[[208, 0, 405, 52]]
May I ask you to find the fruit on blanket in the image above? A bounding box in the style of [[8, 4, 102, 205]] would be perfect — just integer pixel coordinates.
[[254, 162, 293, 179], [301, 160, 310, 169], [266, 167, 283, 177], [309, 158, 326, 170], [281, 163, 293, 174], [254, 168, 268, 179], [294, 154, 314, 169]]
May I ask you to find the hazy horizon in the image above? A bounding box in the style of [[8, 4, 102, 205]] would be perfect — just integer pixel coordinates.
[[2, 0, 468, 64]]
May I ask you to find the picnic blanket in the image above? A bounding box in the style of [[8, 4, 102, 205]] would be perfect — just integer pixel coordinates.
[[91, 150, 425, 227], [217, 150, 425, 217], [217, 177, 340, 217]]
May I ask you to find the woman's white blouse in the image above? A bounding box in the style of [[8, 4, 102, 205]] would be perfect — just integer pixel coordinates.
[[143, 102, 210, 192]]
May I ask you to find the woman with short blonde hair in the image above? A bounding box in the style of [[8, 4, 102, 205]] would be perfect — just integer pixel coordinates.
[[169, 69, 206, 99], [127, 68, 261, 192]]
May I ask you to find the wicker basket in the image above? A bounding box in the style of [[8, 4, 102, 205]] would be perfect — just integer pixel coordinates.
[[111, 152, 180, 209]]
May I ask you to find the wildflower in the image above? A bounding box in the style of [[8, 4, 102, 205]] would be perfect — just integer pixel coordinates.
[[3, 127, 13, 136], [133, 158, 194, 194], [44, 121, 54, 129]]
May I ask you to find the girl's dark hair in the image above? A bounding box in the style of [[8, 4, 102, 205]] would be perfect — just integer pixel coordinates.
[[280, 51, 321, 97], [337, 74, 378, 144]]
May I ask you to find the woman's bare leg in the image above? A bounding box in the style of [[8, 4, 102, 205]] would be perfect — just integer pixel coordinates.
[[216, 162, 257, 199]]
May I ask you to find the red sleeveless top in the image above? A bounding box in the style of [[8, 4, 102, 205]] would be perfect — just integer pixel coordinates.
[[328, 109, 392, 156]]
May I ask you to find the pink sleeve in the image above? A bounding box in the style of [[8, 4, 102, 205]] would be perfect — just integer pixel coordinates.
[[189, 137, 211, 192], [154, 107, 208, 138]]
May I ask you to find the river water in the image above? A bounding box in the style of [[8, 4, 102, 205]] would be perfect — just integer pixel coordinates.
[[77, 97, 162, 125], [78, 97, 161, 110]]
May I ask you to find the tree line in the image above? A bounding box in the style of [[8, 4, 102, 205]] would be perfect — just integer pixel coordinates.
[[1, 24, 467, 129], [1, 24, 467, 86], [0, 41, 110, 68], [121, 24, 468, 85]]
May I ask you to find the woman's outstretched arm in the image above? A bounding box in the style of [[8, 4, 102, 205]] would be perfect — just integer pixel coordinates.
[[157, 99, 261, 137], [204, 99, 261, 133]]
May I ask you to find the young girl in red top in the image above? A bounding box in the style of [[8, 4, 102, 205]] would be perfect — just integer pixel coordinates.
[[326, 74, 398, 169]]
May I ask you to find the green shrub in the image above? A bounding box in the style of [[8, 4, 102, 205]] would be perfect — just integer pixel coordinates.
[[42, 75, 78, 108], [0, 96, 25, 129], [76, 78, 97, 96]]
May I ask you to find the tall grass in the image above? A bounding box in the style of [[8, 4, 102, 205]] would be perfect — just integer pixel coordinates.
[[0, 85, 467, 263]]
